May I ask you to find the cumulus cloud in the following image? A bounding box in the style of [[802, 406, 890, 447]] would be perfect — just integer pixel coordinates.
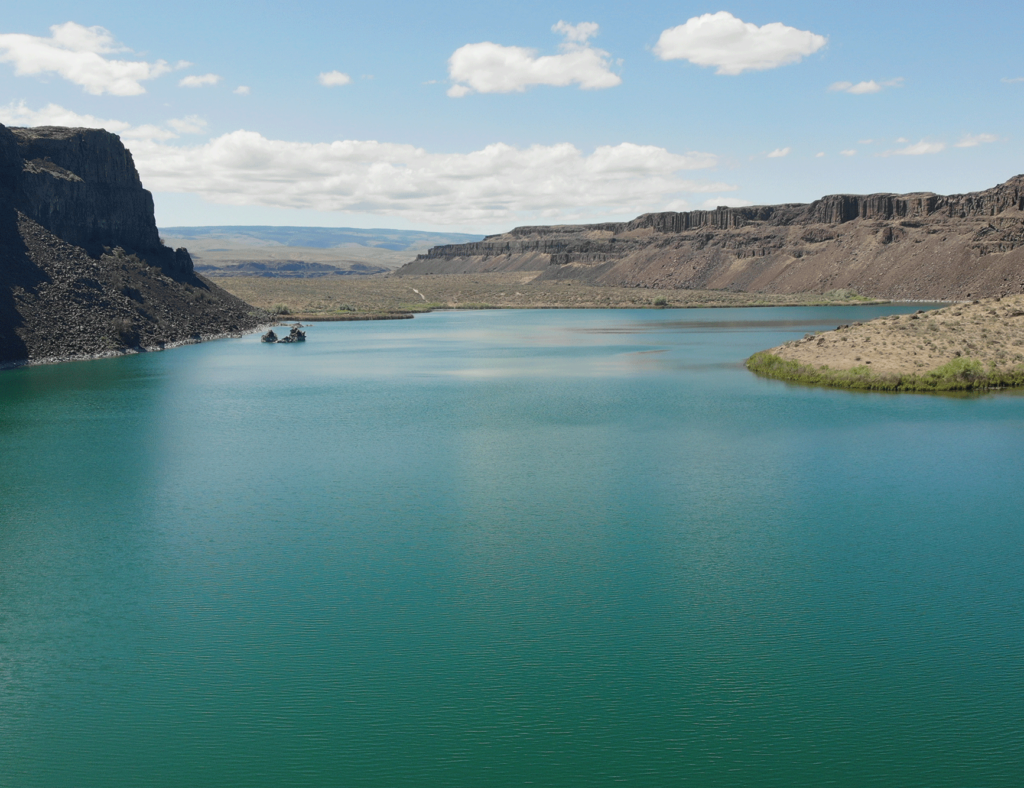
[[166, 115, 207, 135], [840, 150, 857, 157], [882, 140, 945, 156], [551, 21, 599, 44], [815, 152, 825, 158], [447, 21, 621, 97], [0, 100, 196, 142], [0, 21, 173, 95], [179, 73, 220, 88], [134, 135, 725, 225], [699, 197, 753, 209], [234, 85, 250, 95], [653, 12, 826, 75], [829, 77, 903, 95], [767, 147, 791, 158], [5, 101, 736, 225], [955, 133, 998, 148], [318, 70, 351, 87]]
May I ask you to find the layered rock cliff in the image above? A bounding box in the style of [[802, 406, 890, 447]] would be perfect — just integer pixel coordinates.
[[0, 124, 266, 366], [398, 176, 1024, 301]]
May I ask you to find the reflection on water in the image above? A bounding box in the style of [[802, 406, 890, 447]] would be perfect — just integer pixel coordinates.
[[1, 306, 1022, 788]]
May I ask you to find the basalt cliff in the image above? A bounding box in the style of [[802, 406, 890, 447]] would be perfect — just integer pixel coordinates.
[[0, 124, 265, 366], [398, 177, 1024, 300]]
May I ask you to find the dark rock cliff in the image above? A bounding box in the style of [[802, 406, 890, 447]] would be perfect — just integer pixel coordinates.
[[0, 124, 266, 366], [398, 176, 1024, 301]]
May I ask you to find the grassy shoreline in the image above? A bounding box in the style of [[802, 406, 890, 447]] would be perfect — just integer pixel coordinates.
[[746, 294, 1024, 392], [746, 351, 1024, 392]]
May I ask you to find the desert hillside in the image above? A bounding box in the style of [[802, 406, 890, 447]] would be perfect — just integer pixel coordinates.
[[398, 177, 1024, 302]]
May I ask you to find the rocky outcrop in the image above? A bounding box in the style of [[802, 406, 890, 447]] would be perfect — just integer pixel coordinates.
[[398, 176, 1024, 301], [0, 123, 267, 366]]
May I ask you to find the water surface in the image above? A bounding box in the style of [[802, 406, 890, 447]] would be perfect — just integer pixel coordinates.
[[1, 307, 1022, 787]]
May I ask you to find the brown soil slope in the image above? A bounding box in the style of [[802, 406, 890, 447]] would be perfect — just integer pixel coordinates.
[[398, 177, 1024, 301]]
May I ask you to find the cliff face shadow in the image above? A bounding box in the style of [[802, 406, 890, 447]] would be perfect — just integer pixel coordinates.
[[0, 204, 43, 364]]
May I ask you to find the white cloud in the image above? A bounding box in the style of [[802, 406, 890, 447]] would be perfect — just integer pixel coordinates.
[[234, 85, 250, 95], [882, 140, 946, 156], [318, 70, 351, 87], [1002, 77, 1024, 84], [815, 152, 825, 158], [830, 80, 880, 94], [767, 147, 791, 158], [166, 115, 207, 135], [179, 73, 221, 88], [447, 21, 621, 97], [955, 133, 998, 148], [653, 12, 826, 75], [551, 21, 599, 44], [829, 77, 903, 95], [858, 139, 874, 145], [135, 133, 722, 226], [5, 101, 734, 225], [699, 197, 753, 209], [840, 149, 857, 157], [0, 100, 193, 142], [0, 22, 172, 96]]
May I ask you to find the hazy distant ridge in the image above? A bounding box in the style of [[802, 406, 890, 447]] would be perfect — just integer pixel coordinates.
[[161, 226, 484, 252]]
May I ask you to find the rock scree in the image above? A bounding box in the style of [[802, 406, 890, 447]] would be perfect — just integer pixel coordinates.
[[398, 176, 1024, 302], [0, 123, 268, 367]]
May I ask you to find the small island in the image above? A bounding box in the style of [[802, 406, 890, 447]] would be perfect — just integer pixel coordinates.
[[747, 295, 1024, 392]]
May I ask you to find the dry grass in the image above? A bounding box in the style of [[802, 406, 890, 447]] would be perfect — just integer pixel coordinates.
[[763, 294, 1024, 379], [210, 271, 881, 315]]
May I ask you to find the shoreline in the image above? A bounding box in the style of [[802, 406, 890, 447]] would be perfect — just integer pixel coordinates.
[[746, 294, 1024, 393], [0, 299, 972, 373], [746, 351, 1024, 393], [0, 323, 277, 372]]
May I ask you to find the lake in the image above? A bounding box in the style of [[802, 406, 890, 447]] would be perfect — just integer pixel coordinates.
[[1, 306, 1022, 787]]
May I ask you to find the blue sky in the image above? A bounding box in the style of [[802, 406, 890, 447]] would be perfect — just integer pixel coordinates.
[[2, 1, 1022, 233]]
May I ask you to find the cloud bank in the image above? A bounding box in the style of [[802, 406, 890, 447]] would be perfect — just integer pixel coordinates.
[[0, 22, 172, 95], [0, 100, 199, 142], [1, 102, 728, 226], [448, 21, 621, 97], [654, 12, 826, 75]]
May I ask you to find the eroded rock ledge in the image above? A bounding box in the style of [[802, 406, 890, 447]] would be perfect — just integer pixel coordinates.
[[398, 176, 1024, 302]]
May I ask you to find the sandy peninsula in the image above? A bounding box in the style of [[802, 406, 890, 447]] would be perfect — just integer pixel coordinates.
[[747, 295, 1024, 391]]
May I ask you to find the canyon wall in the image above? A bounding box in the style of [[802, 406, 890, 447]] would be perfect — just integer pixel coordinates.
[[0, 124, 264, 365], [399, 176, 1024, 300]]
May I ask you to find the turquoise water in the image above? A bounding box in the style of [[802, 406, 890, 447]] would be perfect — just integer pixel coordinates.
[[1, 306, 1022, 787]]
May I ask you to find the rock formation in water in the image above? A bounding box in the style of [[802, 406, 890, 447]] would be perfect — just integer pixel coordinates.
[[397, 176, 1024, 301], [0, 124, 267, 366]]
